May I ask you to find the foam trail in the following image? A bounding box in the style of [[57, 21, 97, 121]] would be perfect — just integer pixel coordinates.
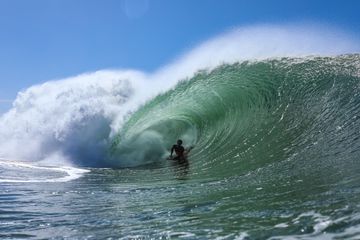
[[0, 158, 89, 182], [0, 23, 358, 168]]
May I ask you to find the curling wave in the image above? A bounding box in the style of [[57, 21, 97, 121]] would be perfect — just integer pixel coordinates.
[[111, 55, 360, 176], [0, 24, 359, 170]]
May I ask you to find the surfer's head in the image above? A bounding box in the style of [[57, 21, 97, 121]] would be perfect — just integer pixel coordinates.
[[177, 139, 183, 145]]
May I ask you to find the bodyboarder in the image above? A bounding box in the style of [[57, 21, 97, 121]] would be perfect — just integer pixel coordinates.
[[169, 139, 193, 161], [170, 139, 185, 160]]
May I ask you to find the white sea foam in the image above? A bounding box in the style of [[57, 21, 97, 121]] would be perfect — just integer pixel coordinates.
[[0, 158, 89, 182], [0, 23, 358, 168]]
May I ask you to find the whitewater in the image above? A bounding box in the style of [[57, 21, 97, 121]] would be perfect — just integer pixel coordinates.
[[1, 24, 360, 239]]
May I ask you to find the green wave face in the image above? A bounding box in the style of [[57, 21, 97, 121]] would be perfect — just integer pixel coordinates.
[[111, 54, 360, 176], [104, 55, 360, 238]]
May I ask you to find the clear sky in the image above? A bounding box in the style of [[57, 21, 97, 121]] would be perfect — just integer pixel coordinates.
[[0, 0, 360, 113]]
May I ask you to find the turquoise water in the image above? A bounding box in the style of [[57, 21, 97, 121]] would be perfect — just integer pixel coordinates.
[[1, 55, 360, 239]]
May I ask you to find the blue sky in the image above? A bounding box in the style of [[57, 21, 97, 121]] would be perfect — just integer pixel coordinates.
[[0, 0, 360, 113]]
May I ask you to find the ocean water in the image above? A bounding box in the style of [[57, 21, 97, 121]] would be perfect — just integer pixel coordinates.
[[1, 25, 360, 239]]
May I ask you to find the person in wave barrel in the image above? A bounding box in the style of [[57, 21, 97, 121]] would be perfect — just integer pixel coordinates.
[[169, 139, 193, 161], [170, 139, 185, 161]]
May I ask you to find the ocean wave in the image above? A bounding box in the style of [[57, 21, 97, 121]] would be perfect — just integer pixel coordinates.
[[0, 24, 359, 168]]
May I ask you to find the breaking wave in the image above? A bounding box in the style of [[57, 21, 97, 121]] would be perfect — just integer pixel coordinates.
[[0, 24, 359, 170]]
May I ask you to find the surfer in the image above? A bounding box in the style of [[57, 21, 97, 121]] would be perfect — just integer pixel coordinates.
[[169, 139, 193, 161], [170, 139, 185, 161]]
